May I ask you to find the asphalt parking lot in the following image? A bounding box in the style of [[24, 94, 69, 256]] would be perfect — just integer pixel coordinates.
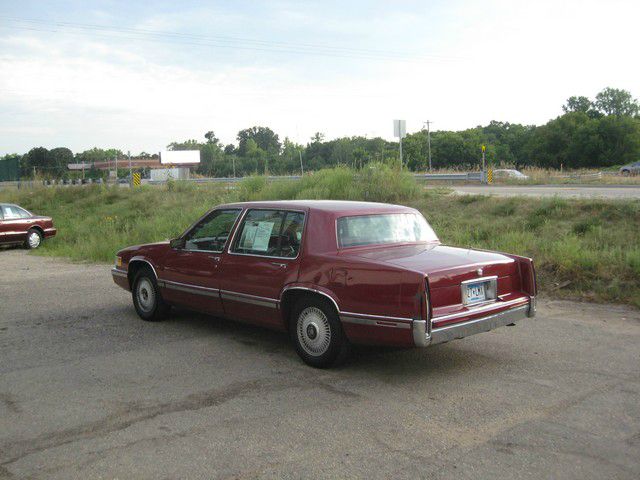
[[1, 250, 639, 479], [450, 184, 640, 199]]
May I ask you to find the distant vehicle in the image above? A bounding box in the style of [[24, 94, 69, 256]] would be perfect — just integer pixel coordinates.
[[112, 200, 536, 368], [0, 203, 56, 249], [493, 169, 529, 180], [620, 161, 640, 176]]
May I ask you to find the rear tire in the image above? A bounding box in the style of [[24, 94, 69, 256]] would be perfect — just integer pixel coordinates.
[[621, 169, 630, 176], [290, 295, 350, 368], [132, 268, 170, 321], [25, 229, 42, 249]]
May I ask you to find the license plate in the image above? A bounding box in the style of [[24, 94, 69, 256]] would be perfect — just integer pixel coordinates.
[[465, 281, 487, 304]]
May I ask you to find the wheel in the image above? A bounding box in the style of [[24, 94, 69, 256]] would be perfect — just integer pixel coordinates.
[[25, 229, 42, 249], [290, 296, 350, 368], [132, 268, 170, 321], [621, 169, 630, 176]]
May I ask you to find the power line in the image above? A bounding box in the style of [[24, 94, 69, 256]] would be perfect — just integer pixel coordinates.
[[0, 16, 462, 63]]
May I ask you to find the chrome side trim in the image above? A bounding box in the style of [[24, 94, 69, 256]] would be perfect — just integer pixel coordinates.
[[159, 279, 220, 298], [220, 290, 279, 309], [280, 286, 340, 313], [339, 311, 413, 323], [111, 268, 128, 278], [412, 302, 531, 347], [340, 314, 412, 329]]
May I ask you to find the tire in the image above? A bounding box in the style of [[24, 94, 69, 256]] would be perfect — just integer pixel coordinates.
[[290, 295, 350, 368], [132, 267, 170, 321], [621, 170, 630, 177], [25, 229, 42, 249]]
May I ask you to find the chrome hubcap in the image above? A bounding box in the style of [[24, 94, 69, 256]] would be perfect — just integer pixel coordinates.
[[137, 278, 155, 312], [297, 307, 331, 356], [28, 232, 41, 248]]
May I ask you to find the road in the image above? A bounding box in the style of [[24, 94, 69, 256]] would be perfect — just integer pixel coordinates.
[[449, 184, 640, 199], [1, 250, 639, 479]]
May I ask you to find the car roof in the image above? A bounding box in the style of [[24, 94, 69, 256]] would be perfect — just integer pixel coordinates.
[[217, 200, 417, 216]]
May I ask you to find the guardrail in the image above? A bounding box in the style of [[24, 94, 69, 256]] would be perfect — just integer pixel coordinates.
[[2, 172, 489, 190], [414, 172, 486, 182]]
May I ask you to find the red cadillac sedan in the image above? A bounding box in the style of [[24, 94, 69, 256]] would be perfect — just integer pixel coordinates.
[[0, 203, 57, 249], [112, 200, 536, 368]]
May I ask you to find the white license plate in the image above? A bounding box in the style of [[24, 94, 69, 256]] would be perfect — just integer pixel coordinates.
[[465, 282, 487, 304]]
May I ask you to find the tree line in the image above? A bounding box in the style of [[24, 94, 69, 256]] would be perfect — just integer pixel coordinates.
[[2, 87, 638, 179]]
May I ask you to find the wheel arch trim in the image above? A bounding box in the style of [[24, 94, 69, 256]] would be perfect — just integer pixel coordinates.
[[280, 285, 341, 314], [127, 257, 159, 284]]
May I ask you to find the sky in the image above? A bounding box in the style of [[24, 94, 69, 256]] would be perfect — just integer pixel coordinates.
[[1, 0, 639, 155]]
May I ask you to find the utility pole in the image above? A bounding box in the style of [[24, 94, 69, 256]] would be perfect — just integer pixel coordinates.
[[299, 149, 304, 176], [128, 150, 132, 181], [423, 120, 433, 171], [114, 154, 118, 184]]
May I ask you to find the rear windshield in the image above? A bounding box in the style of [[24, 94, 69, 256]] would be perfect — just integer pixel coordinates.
[[337, 213, 439, 248]]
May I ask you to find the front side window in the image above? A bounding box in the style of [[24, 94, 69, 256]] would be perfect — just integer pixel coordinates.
[[1, 205, 30, 219], [183, 209, 241, 252], [232, 210, 305, 258], [337, 213, 439, 248]]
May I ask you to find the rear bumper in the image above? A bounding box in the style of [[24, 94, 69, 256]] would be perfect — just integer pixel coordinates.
[[412, 297, 535, 347], [44, 227, 57, 238]]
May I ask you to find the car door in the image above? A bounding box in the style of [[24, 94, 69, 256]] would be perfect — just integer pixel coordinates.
[[0, 205, 33, 244], [219, 209, 306, 329], [160, 208, 242, 315]]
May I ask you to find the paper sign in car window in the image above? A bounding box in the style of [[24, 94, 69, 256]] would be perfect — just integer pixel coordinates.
[[251, 221, 275, 251], [239, 223, 258, 249]]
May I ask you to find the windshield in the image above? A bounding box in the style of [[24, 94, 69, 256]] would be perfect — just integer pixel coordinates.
[[337, 213, 439, 248]]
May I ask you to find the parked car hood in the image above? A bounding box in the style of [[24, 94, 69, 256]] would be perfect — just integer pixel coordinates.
[[346, 244, 517, 287]]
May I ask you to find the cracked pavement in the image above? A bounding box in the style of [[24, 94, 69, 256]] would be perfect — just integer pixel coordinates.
[[1, 249, 639, 479]]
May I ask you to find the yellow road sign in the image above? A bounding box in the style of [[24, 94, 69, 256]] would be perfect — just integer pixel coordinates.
[[133, 172, 141, 187], [487, 168, 493, 184], [481, 145, 486, 152]]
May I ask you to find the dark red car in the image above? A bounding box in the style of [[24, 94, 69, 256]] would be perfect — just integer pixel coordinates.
[[0, 203, 57, 249], [112, 201, 536, 367]]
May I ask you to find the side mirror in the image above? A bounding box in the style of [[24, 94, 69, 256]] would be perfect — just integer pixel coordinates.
[[170, 237, 186, 249]]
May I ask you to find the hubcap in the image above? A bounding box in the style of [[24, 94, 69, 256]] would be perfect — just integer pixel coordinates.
[[297, 307, 331, 356], [137, 278, 155, 312], [28, 232, 41, 248]]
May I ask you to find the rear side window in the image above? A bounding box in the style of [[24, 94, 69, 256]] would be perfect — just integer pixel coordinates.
[[1, 205, 30, 219], [232, 210, 305, 258]]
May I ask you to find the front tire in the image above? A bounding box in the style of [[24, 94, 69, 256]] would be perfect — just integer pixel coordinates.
[[25, 229, 42, 249], [290, 296, 350, 368], [132, 268, 170, 321]]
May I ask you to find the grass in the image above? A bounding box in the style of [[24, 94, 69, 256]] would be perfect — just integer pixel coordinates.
[[2, 164, 639, 308]]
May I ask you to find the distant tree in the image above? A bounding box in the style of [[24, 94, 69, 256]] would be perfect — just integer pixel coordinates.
[[21, 147, 48, 177], [594, 87, 639, 117], [204, 131, 220, 146], [237, 127, 280, 156], [562, 96, 593, 114], [167, 139, 202, 151], [48, 147, 74, 177]]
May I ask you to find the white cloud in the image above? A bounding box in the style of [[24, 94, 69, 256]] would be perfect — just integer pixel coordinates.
[[1, 0, 639, 155]]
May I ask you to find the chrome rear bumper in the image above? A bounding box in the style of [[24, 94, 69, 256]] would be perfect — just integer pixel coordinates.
[[412, 298, 535, 347]]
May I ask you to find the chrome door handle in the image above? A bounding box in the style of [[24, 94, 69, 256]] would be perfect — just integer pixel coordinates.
[[271, 262, 287, 269], [209, 256, 221, 262]]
